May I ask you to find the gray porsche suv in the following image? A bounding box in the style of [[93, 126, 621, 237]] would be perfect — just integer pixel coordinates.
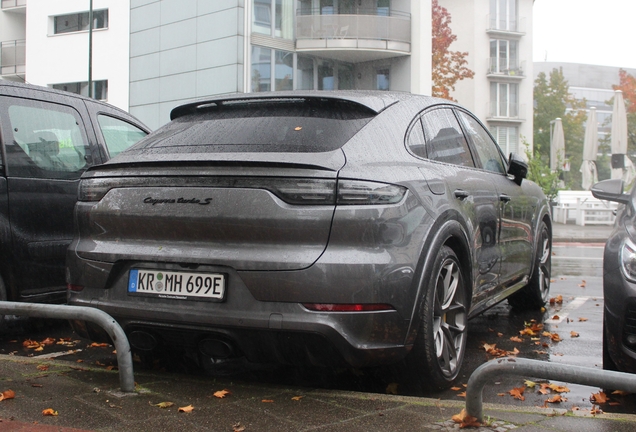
[[66, 91, 551, 389]]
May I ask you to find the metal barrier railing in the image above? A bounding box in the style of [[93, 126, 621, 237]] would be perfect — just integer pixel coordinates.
[[466, 357, 636, 421], [0, 302, 134, 392]]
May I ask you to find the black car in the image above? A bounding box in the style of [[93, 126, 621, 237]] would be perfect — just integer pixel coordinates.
[[0, 81, 150, 309], [67, 91, 551, 389], [592, 178, 636, 372]]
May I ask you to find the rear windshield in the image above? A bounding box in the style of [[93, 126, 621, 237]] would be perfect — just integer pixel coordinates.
[[130, 100, 375, 153]]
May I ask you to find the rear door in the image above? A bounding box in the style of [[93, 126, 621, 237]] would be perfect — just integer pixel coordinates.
[[411, 107, 501, 304], [0, 92, 98, 300]]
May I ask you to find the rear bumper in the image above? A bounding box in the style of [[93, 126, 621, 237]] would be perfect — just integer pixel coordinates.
[[67, 258, 413, 368]]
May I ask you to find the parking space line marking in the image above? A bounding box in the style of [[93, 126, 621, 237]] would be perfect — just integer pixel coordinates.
[[545, 297, 590, 324], [31, 349, 83, 359]]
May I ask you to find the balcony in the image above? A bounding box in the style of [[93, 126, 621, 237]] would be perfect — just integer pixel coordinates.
[[295, 9, 411, 63], [1, 0, 26, 10], [487, 58, 525, 79], [1, 39, 26, 79], [486, 14, 526, 37], [486, 102, 526, 123]]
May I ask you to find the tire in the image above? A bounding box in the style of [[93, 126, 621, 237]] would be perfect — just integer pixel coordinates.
[[508, 220, 551, 310], [602, 312, 619, 371], [0, 275, 6, 331], [408, 245, 468, 391]]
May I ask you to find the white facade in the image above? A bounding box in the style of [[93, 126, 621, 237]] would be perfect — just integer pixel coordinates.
[[1, 0, 131, 111], [438, 0, 534, 155], [128, 0, 432, 129]]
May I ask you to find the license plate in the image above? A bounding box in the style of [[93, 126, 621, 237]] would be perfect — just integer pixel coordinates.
[[128, 269, 226, 301]]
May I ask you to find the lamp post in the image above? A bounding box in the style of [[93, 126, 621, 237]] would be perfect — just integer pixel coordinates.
[[88, 0, 93, 98]]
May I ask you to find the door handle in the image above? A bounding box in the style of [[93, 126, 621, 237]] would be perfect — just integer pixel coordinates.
[[499, 194, 511, 203], [454, 189, 469, 200]]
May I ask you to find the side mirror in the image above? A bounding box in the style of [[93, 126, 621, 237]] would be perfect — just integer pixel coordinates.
[[591, 179, 631, 204], [507, 153, 527, 186]]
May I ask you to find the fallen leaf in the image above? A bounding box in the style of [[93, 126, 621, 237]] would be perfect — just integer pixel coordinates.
[[570, 331, 580, 338], [578, 317, 588, 322], [42, 408, 58, 416], [524, 380, 536, 388], [213, 389, 230, 398], [232, 422, 246, 432], [34, 347, 44, 352], [31, 384, 43, 388], [261, 399, 274, 403], [457, 391, 466, 398], [509, 386, 525, 401], [23, 339, 41, 349], [0, 389, 16, 401], [497, 393, 506, 397], [552, 315, 560, 320], [385, 382, 399, 395], [579, 280, 587, 288], [151, 401, 174, 409], [544, 394, 567, 406], [41, 338, 56, 345], [37, 365, 49, 371], [89, 342, 109, 348], [538, 388, 550, 395], [497, 332, 503, 337], [178, 405, 194, 413], [550, 295, 563, 305], [510, 336, 523, 343], [546, 383, 570, 393], [294, 126, 302, 131], [451, 409, 481, 428], [591, 392, 609, 404], [291, 396, 303, 401], [482, 343, 497, 352], [612, 390, 631, 396], [590, 405, 603, 415]]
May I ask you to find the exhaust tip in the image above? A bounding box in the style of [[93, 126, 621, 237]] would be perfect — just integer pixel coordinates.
[[199, 338, 234, 359], [128, 331, 158, 351]]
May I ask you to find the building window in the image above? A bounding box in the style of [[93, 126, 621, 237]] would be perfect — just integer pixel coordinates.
[[54, 9, 108, 34], [275, 50, 293, 91], [251, 46, 272, 92], [489, 39, 519, 75], [490, 125, 518, 156], [376, 68, 390, 90], [52, 80, 108, 101], [490, 0, 517, 32], [318, 61, 334, 90], [253, 0, 293, 39], [377, 0, 390, 16], [490, 82, 518, 118]]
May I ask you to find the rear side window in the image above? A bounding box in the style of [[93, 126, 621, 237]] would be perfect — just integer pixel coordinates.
[[420, 108, 474, 167], [130, 100, 375, 154], [1, 98, 90, 179], [97, 115, 148, 158]]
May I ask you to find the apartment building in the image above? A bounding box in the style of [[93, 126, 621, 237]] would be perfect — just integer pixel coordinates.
[[128, 0, 432, 129], [438, 0, 534, 156], [0, 0, 131, 111]]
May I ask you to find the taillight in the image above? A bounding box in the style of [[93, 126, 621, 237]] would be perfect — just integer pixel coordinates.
[[302, 303, 394, 312], [337, 180, 407, 205], [78, 177, 406, 206]]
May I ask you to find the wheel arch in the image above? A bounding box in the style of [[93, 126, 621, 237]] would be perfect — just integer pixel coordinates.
[[403, 210, 473, 347]]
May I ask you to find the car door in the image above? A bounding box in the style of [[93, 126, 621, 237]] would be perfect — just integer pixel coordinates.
[[0, 92, 99, 301], [410, 107, 501, 305], [455, 109, 535, 291]]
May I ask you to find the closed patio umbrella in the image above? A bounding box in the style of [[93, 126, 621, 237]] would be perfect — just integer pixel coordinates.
[[550, 118, 565, 172], [580, 107, 598, 190], [610, 90, 635, 182]]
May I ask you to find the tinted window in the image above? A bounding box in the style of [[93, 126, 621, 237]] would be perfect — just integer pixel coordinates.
[[457, 111, 506, 174], [2, 98, 90, 179], [420, 108, 474, 167], [131, 100, 375, 154], [97, 115, 148, 158], [406, 118, 426, 158]]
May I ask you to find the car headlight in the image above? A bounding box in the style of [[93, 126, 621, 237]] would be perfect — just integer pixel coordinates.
[[621, 237, 636, 282]]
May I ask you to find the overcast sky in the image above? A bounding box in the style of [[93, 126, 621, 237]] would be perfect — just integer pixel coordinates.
[[533, 0, 636, 70]]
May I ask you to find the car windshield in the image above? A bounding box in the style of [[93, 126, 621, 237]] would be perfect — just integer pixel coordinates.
[[129, 100, 375, 154]]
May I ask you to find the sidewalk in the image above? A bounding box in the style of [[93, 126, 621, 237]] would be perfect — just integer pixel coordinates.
[[552, 221, 614, 243], [1, 354, 636, 432]]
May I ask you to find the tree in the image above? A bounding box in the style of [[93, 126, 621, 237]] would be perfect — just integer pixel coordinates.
[[611, 69, 636, 156], [533, 68, 587, 189], [431, 0, 474, 101]]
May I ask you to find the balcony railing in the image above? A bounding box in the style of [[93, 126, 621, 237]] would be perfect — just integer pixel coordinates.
[[487, 102, 526, 121], [488, 58, 525, 77], [1, 0, 26, 8], [1, 39, 26, 76], [296, 10, 411, 44], [486, 14, 526, 34]]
